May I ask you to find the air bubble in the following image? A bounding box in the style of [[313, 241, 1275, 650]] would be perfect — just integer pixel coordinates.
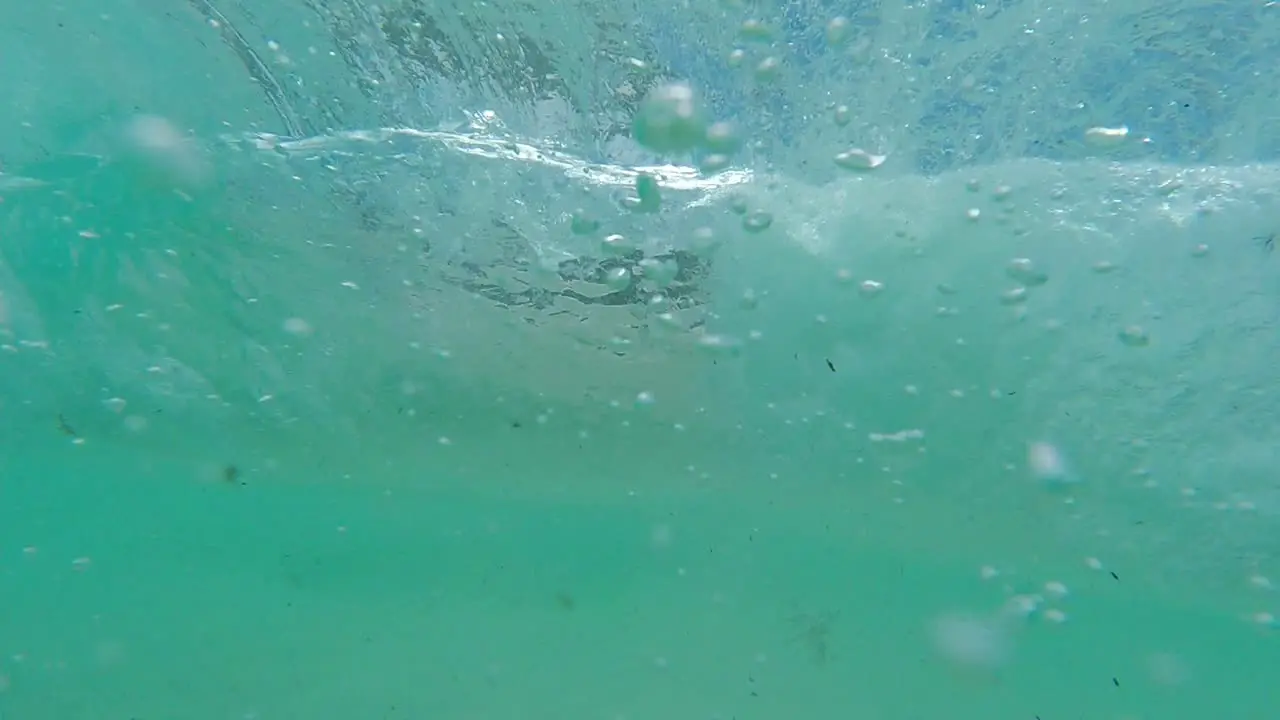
[[570, 210, 599, 235], [604, 267, 632, 291], [1044, 581, 1069, 599], [754, 56, 782, 82], [999, 287, 1028, 305], [703, 122, 740, 154], [638, 258, 678, 287], [602, 234, 634, 256], [283, 317, 312, 336], [825, 17, 850, 46], [1084, 126, 1130, 147], [697, 333, 742, 355], [742, 211, 774, 233], [690, 226, 720, 255], [739, 19, 772, 42], [700, 154, 731, 174], [632, 83, 706, 154], [1005, 258, 1048, 286], [932, 615, 1009, 670], [1118, 325, 1150, 347], [833, 148, 886, 172], [1028, 441, 1071, 485]]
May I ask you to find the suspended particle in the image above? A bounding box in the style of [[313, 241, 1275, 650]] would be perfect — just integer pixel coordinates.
[[727, 48, 747, 68], [1191, 243, 1210, 257], [635, 391, 656, 407], [1084, 126, 1130, 148], [633, 173, 662, 212], [1118, 325, 1150, 347], [632, 83, 706, 154], [833, 104, 852, 127], [1092, 260, 1117, 274], [833, 148, 886, 172]]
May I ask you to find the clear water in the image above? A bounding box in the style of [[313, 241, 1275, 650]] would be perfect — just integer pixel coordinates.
[[2, 1, 1278, 718]]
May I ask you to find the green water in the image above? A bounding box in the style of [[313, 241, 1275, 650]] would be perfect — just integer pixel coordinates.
[[3, 2, 1280, 719], [4, 426, 1277, 718]]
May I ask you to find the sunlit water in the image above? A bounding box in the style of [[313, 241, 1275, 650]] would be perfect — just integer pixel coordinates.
[[2, 1, 1279, 719]]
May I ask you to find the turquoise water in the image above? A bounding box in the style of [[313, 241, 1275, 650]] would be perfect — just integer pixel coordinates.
[[3, 1, 1280, 719]]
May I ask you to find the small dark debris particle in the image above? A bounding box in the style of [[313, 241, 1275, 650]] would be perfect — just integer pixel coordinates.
[[555, 592, 575, 611], [825, 358, 836, 372], [223, 464, 240, 484], [1110, 571, 1120, 580], [1112, 677, 1120, 687], [56, 414, 78, 437], [510, 420, 523, 429]]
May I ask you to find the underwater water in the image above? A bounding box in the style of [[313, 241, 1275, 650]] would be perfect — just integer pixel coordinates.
[[2, 0, 1279, 718]]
